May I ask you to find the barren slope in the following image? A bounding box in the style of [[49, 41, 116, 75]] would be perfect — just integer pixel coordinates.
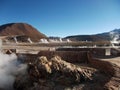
[[0, 23, 47, 42]]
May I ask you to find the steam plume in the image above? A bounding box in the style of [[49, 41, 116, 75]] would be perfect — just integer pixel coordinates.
[[0, 52, 27, 90]]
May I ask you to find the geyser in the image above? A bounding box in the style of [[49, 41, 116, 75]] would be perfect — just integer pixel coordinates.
[[0, 40, 27, 90]]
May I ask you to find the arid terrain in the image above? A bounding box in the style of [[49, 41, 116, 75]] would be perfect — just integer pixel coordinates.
[[0, 23, 119, 90], [1, 42, 120, 90]]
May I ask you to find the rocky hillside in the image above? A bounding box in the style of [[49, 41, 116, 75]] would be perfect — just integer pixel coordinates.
[[0, 23, 47, 42], [65, 29, 120, 41]]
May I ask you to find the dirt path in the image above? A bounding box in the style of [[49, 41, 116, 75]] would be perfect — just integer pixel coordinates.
[[101, 57, 120, 67]]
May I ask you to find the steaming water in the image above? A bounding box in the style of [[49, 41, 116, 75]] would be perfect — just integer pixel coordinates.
[[40, 39, 49, 43], [27, 38, 33, 43], [59, 38, 62, 42], [109, 31, 120, 48], [67, 39, 70, 42], [14, 37, 18, 44], [0, 39, 27, 90]]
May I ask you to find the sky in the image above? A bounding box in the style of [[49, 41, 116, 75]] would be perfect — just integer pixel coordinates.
[[0, 0, 120, 37]]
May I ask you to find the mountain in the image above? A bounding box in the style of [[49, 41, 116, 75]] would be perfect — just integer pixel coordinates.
[[0, 23, 47, 42], [65, 29, 120, 42]]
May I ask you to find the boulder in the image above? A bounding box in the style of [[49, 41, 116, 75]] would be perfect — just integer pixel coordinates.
[[35, 56, 91, 84], [14, 56, 92, 90]]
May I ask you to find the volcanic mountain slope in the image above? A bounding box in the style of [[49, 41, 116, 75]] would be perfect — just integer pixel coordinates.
[[0, 23, 47, 42], [65, 29, 120, 41]]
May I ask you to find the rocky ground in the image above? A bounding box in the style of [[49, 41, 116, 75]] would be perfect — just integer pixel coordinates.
[[13, 54, 120, 90], [1, 44, 120, 90]]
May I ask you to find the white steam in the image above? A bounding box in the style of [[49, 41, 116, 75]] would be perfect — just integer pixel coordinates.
[[28, 38, 33, 43], [109, 31, 120, 47], [14, 37, 18, 44], [0, 52, 27, 90], [0, 39, 27, 90], [109, 31, 119, 41]]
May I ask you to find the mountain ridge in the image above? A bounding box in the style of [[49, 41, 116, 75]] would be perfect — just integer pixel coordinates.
[[65, 29, 120, 41]]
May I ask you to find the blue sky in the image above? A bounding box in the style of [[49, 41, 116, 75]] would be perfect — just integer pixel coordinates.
[[0, 0, 120, 37]]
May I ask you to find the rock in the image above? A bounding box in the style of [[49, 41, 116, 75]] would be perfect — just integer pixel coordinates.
[[35, 56, 91, 84], [27, 63, 40, 82], [14, 75, 33, 90], [36, 56, 52, 78], [5, 49, 13, 54], [14, 55, 92, 90], [50, 56, 91, 83]]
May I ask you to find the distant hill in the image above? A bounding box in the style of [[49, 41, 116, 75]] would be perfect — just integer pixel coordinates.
[[0, 23, 47, 42], [65, 29, 120, 42]]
